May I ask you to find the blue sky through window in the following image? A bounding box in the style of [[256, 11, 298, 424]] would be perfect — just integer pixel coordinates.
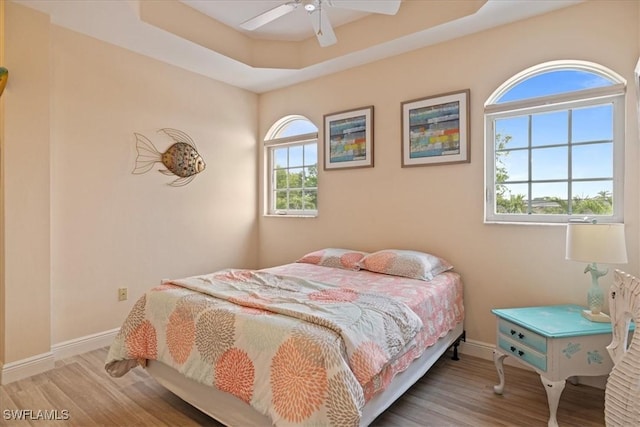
[[276, 119, 317, 138], [497, 70, 615, 103], [495, 69, 617, 201]]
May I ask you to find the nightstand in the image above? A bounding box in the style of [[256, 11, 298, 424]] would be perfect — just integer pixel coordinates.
[[492, 304, 624, 427]]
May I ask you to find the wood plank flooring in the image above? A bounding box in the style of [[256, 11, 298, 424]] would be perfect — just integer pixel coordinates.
[[0, 347, 605, 426]]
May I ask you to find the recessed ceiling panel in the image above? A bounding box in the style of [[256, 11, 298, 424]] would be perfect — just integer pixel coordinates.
[[180, 0, 368, 41]]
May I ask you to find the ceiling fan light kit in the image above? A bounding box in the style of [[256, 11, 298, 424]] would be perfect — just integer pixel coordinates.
[[303, 0, 316, 12], [240, 0, 402, 47]]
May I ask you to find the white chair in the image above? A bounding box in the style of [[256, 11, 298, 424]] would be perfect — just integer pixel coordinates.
[[605, 269, 640, 426]]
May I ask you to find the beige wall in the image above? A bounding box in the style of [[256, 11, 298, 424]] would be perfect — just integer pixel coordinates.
[[49, 24, 259, 344], [0, 0, 6, 363], [1, 1, 259, 363], [258, 0, 640, 345], [3, 2, 52, 363]]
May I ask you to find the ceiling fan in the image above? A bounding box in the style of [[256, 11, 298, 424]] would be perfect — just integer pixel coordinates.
[[240, 0, 402, 47]]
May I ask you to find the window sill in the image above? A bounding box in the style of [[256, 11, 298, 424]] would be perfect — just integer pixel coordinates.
[[263, 214, 317, 218], [484, 216, 622, 226], [484, 220, 568, 226]]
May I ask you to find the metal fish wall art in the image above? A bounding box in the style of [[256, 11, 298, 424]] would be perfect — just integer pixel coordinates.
[[132, 128, 206, 187], [0, 67, 8, 97]]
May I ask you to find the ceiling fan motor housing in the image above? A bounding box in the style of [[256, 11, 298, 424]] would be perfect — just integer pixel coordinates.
[[303, 0, 316, 12]]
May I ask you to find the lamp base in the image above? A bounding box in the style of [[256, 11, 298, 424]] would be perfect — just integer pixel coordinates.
[[581, 309, 611, 323]]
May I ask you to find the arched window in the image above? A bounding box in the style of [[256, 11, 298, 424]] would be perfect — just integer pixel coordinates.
[[484, 60, 626, 223], [264, 115, 318, 216]]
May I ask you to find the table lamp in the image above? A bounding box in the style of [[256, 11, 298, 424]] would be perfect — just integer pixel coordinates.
[[565, 222, 627, 322]]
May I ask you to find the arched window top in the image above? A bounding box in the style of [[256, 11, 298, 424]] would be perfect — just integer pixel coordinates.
[[486, 60, 626, 106], [265, 115, 317, 141]]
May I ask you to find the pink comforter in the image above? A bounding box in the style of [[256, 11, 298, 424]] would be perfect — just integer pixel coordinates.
[[264, 263, 464, 399], [105, 268, 432, 426]]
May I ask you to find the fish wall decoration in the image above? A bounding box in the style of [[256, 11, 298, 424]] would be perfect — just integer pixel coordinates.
[[132, 128, 206, 187], [0, 68, 8, 97]]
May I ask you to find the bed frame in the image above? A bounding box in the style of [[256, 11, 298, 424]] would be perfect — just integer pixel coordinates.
[[146, 323, 465, 426]]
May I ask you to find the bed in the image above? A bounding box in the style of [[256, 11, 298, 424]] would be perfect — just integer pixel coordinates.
[[106, 249, 465, 426]]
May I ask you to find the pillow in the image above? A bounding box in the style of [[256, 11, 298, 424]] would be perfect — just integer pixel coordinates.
[[357, 249, 453, 281], [296, 248, 368, 271]]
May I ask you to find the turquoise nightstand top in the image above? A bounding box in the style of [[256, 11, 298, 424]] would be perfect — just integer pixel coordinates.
[[492, 304, 634, 338]]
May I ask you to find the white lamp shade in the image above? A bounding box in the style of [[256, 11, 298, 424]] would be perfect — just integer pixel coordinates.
[[566, 223, 628, 264]]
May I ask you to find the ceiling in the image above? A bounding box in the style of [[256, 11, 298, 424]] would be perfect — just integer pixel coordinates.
[[180, 0, 373, 42], [15, 0, 582, 94]]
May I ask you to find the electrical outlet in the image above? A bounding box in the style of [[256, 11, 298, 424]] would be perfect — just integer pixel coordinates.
[[118, 287, 128, 301]]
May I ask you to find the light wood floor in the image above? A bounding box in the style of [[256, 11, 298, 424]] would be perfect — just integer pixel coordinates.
[[0, 347, 605, 426]]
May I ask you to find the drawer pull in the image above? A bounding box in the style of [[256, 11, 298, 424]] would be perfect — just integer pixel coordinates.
[[518, 350, 524, 356], [510, 329, 516, 335], [510, 346, 516, 352], [518, 333, 524, 339]]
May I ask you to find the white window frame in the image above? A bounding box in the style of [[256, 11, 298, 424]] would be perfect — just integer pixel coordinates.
[[484, 61, 626, 224], [264, 116, 318, 217]]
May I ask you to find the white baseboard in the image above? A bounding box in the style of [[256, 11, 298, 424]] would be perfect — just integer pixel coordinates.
[[51, 328, 120, 360], [458, 338, 606, 389], [1, 328, 120, 385], [458, 338, 497, 361], [1, 351, 55, 385]]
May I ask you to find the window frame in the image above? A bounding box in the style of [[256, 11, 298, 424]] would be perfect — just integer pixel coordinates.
[[484, 62, 626, 224], [264, 116, 319, 217]]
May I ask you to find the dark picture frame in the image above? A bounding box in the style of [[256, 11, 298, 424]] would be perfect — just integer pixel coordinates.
[[401, 89, 470, 167], [324, 106, 374, 170]]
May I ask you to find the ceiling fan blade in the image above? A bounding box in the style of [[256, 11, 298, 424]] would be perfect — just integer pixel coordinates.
[[310, 6, 337, 47], [327, 0, 401, 15], [240, 2, 298, 31]]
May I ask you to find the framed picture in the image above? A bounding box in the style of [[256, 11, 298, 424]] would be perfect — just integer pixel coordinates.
[[401, 89, 470, 167], [324, 106, 374, 170]]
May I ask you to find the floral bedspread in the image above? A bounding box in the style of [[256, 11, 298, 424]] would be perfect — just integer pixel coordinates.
[[263, 263, 464, 399], [105, 269, 424, 426]]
